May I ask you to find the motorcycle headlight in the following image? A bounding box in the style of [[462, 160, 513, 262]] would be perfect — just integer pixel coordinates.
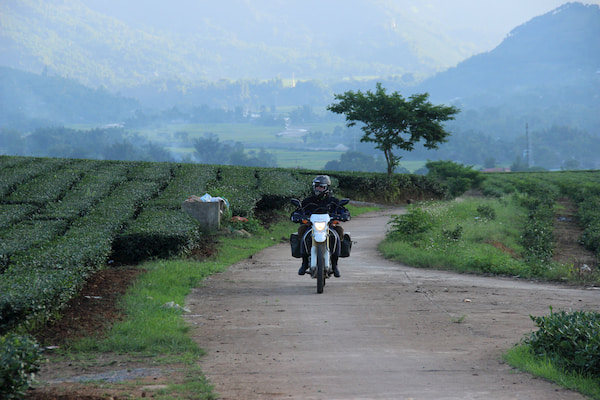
[[313, 221, 327, 232]]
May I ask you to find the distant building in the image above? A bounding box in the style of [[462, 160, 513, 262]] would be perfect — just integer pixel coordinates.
[[481, 167, 511, 172]]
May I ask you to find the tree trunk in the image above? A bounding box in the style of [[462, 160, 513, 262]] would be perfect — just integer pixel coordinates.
[[385, 149, 394, 176]]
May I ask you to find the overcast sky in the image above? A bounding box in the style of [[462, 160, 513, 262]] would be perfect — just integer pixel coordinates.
[[79, 0, 600, 52], [401, 0, 600, 47], [418, 0, 599, 28]]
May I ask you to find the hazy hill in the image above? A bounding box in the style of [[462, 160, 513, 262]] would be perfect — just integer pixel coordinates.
[[2, 0, 599, 157], [419, 2, 600, 105], [410, 2, 600, 141], [0, 67, 139, 128], [0, 0, 482, 89]]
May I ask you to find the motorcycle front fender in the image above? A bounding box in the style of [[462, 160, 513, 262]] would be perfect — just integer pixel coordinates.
[[310, 242, 330, 268]]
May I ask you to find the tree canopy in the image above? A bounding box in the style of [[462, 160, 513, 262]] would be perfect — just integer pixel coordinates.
[[327, 83, 459, 175]]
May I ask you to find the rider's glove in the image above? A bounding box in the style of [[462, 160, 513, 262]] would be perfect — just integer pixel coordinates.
[[291, 212, 302, 223], [339, 209, 350, 221]]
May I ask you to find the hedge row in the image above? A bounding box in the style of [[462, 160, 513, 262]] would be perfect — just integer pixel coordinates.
[[1, 179, 164, 333], [327, 171, 448, 203], [0, 158, 73, 199]]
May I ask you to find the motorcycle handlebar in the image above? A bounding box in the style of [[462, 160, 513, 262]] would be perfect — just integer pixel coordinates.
[[290, 199, 350, 222]]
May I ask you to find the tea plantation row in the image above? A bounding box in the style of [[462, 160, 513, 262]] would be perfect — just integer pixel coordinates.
[[481, 170, 600, 259], [0, 155, 447, 335]]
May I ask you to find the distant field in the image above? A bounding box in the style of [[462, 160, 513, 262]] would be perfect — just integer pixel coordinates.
[[73, 122, 427, 171], [139, 122, 354, 169], [140, 122, 342, 146], [267, 149, 344, 169]]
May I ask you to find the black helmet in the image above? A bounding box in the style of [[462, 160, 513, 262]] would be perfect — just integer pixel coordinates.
[[312, 175, 331, 196]]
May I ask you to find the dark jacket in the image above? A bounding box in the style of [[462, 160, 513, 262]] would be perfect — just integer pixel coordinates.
[[291, 194, 349, 222], [301, 194, 340, 212]]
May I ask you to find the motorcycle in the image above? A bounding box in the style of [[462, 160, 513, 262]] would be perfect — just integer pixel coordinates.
[[290, 198, 351, 293]]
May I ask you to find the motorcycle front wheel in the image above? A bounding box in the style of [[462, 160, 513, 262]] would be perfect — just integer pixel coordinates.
[[316, 244, 325, 293]]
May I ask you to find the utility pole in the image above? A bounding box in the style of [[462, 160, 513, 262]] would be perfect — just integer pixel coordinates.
[[525, 122, 532, 168]]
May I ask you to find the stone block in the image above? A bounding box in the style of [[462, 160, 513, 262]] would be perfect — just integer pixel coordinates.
[[182, 196, 226, 232]]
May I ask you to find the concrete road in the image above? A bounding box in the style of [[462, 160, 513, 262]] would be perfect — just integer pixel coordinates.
[[186, 208, 596, 400]]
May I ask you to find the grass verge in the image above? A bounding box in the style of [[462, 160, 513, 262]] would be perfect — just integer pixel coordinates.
[[504, 344, 600, 399], [378, 195, 573, 280]]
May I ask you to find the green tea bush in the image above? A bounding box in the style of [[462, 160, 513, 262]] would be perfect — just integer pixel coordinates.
[[0, 157, 68, 198], [208, 166, 262, 216], [387, 208, 435, 242], [480, 175, 516, 197], [0, 204, 39, 230], [256, 168, 300, 197], [327, 171, 447, 203], [476, 204, 497, 221], [0, 264, 94, 334], [257, 168, 308, 208], [112, 208, 201, 264], [526, 308, 600, 378], [0, 179, 162, 332], [151, 164, 216, 208], [1, 220, 69, 260], [127, 161, 177, 183], [578, 195, 600, 255], [0, 333, 42, 399], [4, 161, 88, 205], [425, 160, 484, 197], [519, 196, 555, 270], [40, 162, 128, 220], [0, 156, 32, 169]]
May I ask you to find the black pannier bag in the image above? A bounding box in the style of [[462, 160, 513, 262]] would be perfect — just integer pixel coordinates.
[[290, 233, 302, 258], [340, 233, 352, 257]]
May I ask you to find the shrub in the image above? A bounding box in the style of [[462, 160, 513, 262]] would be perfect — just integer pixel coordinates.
[[425, 160, 483, 197], [387, 208, 435, 242], [520, 199, 555, 268], [578, 195, 600, 255], [39, 161, 128, 220], [0, 333, 42, 399], [441, 225, 463, 242], [525, 308, 600, 378], [476, 204, 497, 221]]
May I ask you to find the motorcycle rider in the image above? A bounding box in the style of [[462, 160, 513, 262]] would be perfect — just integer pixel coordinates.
[[291, 175, 348, 278]]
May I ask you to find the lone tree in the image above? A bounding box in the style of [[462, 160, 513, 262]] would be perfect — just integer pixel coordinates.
[[327, 83, 459, 176]]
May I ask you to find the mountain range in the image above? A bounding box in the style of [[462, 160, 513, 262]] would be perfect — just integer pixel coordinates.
[[0, 1, 599, 142], [419, 2, 600, 105], [0, 0, 494, 88]]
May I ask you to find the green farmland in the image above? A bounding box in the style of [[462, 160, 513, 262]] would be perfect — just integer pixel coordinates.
[[3, 156, 600, 399], [0, 156, 446, 336]]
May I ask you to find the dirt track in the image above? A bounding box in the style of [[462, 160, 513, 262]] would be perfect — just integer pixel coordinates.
[[186, 207, 598, 400]]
